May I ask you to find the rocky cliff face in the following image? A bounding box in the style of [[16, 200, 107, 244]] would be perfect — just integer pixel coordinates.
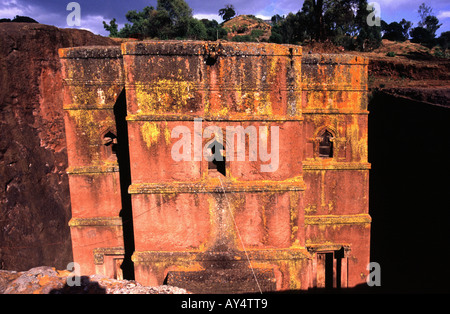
[[0, 23, 119, 271]]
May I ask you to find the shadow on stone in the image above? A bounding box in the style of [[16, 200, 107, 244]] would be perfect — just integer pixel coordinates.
[[49, 276, 106, 294]]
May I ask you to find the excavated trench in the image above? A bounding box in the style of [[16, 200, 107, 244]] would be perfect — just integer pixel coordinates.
[[368, 89, 450, 293]]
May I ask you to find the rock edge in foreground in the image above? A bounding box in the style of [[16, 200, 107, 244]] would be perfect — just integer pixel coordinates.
[[0, 266, 189, 294]]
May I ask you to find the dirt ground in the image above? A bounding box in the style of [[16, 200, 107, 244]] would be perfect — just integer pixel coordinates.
[[304, 39, 450, 91]]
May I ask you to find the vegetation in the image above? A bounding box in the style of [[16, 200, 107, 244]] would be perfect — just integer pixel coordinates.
[[218, 4, 236, 22], [268, 0, 382, 51], [101, 0, 447, 55], [103, 0, 227, 40], [410, 3, 442, 47], [381, 19, 412, 42], [438, 31, 450, 56], [0, 15, 38, 23], [223, 15, 271, 42]]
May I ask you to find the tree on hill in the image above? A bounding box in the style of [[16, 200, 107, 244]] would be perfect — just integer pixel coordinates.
[[418, 2, 433, 28], [381, 19, 412, 42], [410, 3, 441, 47], [354, 0, 382, 51], [218, 4, 236, 22], [269, 0, 381, 51], [0, 15, 38, 23], [269, 12, 306, 44], [200, 19, 228, 40], [438, 31, 450, 55], [158, 0, 192, 37], [187, 18, 207, 40], [102, 18, 119, 37], [103, 0, 227, 40]]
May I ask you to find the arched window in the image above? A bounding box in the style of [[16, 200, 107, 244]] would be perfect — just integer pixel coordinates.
[[318, 130, 333, 158], [102, 131, 118, 159], [208, 140, 226, 176]]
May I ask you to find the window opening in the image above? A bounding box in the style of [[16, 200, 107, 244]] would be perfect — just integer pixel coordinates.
[[103, 131, 118, 155], [208, 140, 226, 176], [316, 248, 345, 289], [319, 130, 333, 158]]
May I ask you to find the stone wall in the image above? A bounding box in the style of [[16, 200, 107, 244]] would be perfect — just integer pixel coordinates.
[[0, 23, 119, 271]]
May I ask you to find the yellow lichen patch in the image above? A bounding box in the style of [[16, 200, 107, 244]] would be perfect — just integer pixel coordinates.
[[67, 109, 115, 161], [136, 78, 196, 115], [287, 261, 303, 290], [289, 191, 300, 242], [65, 84, 122, 108], [304, 204, 317, 214], [347, 115, 368, 162], [256, 92, 272, 116], [161, 121, 171, 145], [217, 105, 229, 116], [141, 122, 160, 149], [68, 110, 95, 140]]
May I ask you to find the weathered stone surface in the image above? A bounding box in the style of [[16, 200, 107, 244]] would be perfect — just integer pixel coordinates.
[[60, 41, 371, 292], [0, 23, 120, 271], [0, 266, 189, 294]]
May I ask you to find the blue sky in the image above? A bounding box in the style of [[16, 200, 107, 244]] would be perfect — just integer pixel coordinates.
[[1, 0, 449, 37]]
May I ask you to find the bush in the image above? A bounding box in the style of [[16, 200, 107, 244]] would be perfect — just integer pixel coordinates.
[[231, 35, 252, 42], [434, 48, 445, 58], [250, 29, 265, 38], [236, 25, 248, 34], [187, 18, 207, 40], [386, 51, 396, 57]]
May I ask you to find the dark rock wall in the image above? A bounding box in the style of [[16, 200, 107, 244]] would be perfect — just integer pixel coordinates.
[[369, 91, 450, 292], [0, 23, 119, 270]]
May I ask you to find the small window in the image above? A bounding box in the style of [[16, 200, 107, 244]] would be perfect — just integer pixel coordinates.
[[318, 130, 333, 158], [102, 131, 118, 159], [208, 140, 226, 176]]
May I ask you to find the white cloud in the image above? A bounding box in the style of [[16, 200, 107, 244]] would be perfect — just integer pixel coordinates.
[[81, 15, 110, 36], [0, 7, 23, 18], [0, 0, 55, 24], [55, 14, 109, 36], [437, 11, 450, 19], [255, 14, 272, 21], [193, 13, 222, 22], [0, 0, 25, 18]]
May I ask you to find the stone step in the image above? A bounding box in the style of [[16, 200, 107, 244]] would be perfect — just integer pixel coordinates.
[[166, 267, 276, 294]]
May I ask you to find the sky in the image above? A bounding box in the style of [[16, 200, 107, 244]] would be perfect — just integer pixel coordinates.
[[1, 0, 449, 37]]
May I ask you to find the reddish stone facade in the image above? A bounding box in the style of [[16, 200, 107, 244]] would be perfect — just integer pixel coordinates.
[[59, 41, 370, 292]]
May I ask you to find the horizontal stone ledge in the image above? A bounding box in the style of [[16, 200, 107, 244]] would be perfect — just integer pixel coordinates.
[[302, 109, 369, 115], [306, 243, 351, 254], [124, 84, 299, 90], [126, 114, 303, 122], [63, 80, 124, 86], [302, 54, 369, 65], [59, 46, 123, 59], [301, 87, 367, 92], [93, 247, 125, 265], [304, 214, 371, 226], [302, 162, 371, 170], [131, 248, 311, 264], [68, 217, 123, 227], [63, 105, 116, 111], [121, 41, 302, 57], [128, 179, 306, 194], [66, 164, 120, 175]]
